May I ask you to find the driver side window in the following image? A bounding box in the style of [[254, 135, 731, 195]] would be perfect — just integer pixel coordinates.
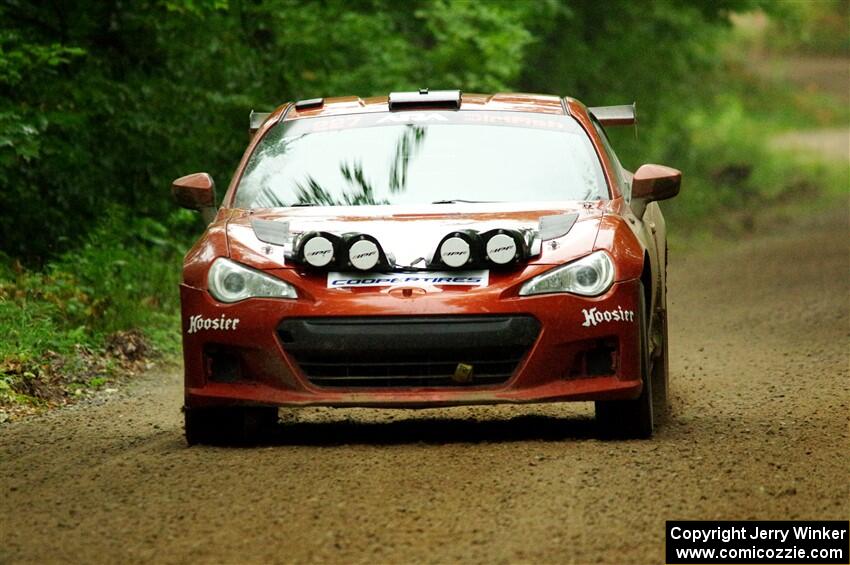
[[591, 118, 631, 201]]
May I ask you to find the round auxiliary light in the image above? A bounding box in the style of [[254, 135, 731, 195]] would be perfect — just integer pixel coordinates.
[[439, 236, 471, 268], [485, 233, 518, 265], [348, 239, 380, 271], [302, 235, 335, 267]]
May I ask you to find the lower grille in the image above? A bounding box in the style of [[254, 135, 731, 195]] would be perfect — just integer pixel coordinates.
[[278, 316, 540, 388]]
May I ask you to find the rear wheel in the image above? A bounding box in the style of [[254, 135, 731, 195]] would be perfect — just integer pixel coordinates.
[[184, 405, 278, 446], [595, 282, 654, 439]]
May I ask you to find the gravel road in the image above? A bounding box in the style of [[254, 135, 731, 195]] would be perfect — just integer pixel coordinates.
[[2, 206, 848, 564]]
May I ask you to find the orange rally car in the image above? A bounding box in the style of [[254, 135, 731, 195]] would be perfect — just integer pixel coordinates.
[[172, 90, 681, 444]]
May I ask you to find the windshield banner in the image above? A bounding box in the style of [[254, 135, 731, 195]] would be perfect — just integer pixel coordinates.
[[327, 271, 489, 288]]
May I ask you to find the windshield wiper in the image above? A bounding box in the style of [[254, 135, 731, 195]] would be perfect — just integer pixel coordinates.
[[431, 199, 494, 204], [290, 202, 318, 207]]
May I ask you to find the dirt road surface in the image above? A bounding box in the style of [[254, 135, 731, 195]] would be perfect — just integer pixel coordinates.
[[2, 205, 849, 564]]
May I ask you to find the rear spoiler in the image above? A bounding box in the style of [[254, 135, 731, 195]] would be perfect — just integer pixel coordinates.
[[249, 110, 271, 138], [588, 103, 636, 127]]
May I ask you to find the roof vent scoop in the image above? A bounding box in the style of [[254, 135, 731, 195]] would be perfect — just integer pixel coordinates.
[[388, 89, 462, 111], [294, 98, 324, 111]]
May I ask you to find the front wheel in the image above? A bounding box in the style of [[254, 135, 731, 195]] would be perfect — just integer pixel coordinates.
[[184, 405, 278, 446], [650, 306, 669, 420], [595, 283, 654, 439]]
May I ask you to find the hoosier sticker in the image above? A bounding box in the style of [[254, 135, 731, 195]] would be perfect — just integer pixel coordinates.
[[581, 306, 634, 327], [187, 314, 240, 334]]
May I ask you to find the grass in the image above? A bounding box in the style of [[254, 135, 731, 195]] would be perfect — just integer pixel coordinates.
[[0, 209, 187, 410]]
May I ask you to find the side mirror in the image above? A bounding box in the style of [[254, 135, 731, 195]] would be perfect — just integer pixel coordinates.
[[632, 164, 681, 202], [172, 172, 217, 224]]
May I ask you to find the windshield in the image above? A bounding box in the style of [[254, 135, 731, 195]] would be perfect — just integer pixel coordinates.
[[234, 111, 608, 208]]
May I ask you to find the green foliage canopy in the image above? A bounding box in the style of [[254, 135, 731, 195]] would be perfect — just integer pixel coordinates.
[[0, 0, 794, 262]]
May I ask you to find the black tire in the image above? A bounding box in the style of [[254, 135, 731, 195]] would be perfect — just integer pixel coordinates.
[[184, 405, 278, 446], [650, 306, 670, 420], [595, 282, 654, 439]]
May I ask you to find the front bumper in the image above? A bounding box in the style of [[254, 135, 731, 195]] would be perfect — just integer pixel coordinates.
[[181, 278, 643, 408]]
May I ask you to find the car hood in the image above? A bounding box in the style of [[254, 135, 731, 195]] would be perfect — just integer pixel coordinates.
[[225, 202, 605, 270]]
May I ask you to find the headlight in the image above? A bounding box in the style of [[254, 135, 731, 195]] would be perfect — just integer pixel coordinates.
[[519, 251, 615, 297], [207, 258, 297, 303]]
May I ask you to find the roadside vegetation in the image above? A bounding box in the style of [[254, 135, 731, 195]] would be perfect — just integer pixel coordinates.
[[1, 0, 847, 415]]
